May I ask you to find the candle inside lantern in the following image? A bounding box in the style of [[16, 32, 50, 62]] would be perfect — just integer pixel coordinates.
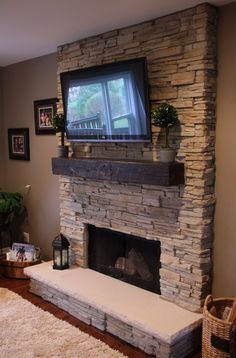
[[62, 250, 67, 266], [55, 251, 61, 266]]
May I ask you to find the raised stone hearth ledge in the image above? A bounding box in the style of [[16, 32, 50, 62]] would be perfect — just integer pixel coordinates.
[[25, 262, 202, 357], [52, 157, 185, 186]]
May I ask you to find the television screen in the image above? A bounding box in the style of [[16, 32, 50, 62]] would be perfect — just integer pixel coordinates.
[[60, 57, 151, 142]]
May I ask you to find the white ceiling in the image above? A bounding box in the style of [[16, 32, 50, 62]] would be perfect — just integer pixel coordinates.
[[0, 0, 232, 67]]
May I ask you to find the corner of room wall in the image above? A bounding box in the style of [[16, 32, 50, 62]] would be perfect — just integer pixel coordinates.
[[213, 1, 236, 297], [2, 53, 60, 259], [0, 67, 6, 187]]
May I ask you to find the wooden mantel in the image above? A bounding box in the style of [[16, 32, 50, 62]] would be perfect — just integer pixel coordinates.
[[52, 158, 184, 186]]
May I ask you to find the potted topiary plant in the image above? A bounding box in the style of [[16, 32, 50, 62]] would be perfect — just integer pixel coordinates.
[[52, 113, 68, 158], [151, 102, 179, 162]]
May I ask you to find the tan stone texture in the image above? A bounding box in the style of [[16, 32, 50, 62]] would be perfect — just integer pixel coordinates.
[[56, 3, 217, 312]]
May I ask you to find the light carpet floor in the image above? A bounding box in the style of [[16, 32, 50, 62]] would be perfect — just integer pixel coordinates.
[[0, 288, 127, 358]]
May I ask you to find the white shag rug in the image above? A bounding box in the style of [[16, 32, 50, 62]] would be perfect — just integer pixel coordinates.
[[0, 288, 127, 358]]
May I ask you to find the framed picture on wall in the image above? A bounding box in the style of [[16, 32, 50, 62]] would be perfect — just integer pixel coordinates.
[[8, 128, 30, 161], [34, 98, 57, 135]]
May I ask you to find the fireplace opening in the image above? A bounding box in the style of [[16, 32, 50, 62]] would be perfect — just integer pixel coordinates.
[[88, 225, 161, 294]]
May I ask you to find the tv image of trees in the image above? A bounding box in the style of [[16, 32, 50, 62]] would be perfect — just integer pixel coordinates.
[[67, 76, 131, 134]]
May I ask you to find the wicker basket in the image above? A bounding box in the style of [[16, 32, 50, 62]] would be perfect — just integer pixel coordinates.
[[202, 295, 235, 358]]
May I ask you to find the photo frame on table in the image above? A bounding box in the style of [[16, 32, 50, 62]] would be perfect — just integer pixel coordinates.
[[34, 98, 57, 135], [8, 128, 30, 161], [11, 242, 35, 262]]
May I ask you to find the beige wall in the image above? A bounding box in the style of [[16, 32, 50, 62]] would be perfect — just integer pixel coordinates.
[[0, 68, 6, 187], [213, 2, 236, 296], [2, 53, 60, 259]]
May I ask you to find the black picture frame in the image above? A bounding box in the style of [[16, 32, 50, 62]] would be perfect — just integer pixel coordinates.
[[8, 128, 30, 161], [34, 98, 57, 135]]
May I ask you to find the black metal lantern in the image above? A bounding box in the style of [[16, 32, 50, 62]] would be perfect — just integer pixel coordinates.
[[52, 234, 70, 270]]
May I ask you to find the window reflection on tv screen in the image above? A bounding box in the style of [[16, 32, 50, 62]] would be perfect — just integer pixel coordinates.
[[60, 58, 151, 142]]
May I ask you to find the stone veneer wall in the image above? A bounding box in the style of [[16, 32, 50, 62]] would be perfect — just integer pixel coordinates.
[[56, 3, 217, 312]]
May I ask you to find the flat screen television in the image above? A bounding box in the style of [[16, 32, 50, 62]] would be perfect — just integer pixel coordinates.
[[60, 57, 151, 142]]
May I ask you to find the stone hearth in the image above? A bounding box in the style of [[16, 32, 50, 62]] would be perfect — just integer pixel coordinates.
[[25, 262, 202, 357]]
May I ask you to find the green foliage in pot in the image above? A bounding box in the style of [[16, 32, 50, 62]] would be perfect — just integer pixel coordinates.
[[52, 113, 66, 146], [151, 103, 178, 148], [0, 191, 25, 226]]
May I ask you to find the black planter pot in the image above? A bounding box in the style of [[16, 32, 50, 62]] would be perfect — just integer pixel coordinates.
[[57, 146, 69, 158]]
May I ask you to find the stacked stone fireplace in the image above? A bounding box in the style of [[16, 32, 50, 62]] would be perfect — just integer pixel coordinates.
[[55, 2, 217, 314], [25, 4, 217, 356]]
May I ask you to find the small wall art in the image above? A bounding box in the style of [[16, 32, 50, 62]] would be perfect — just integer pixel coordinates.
[[8, 128, 30, 161], [34, 98, 57, 135]]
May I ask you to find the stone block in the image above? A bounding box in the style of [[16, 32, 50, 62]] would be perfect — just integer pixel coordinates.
[[160, 268, 181, 282], [171, 71, 195, 86], [150, 87, 178, 100]]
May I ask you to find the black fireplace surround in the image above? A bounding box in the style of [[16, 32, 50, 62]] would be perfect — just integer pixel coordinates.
[[88, 225, 161, 294]]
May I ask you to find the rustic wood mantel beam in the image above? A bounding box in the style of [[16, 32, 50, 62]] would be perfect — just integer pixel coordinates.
[[51, 158, 185, 186]]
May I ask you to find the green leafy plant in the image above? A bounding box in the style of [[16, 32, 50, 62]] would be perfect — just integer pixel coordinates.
[[151, 103, 178, 148], [52, 113, 66, 146], [0, 191, 24, 226]]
